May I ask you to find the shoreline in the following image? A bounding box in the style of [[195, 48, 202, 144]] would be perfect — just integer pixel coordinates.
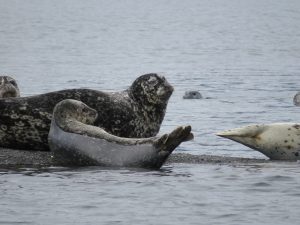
[[0, 147, 269, 168]]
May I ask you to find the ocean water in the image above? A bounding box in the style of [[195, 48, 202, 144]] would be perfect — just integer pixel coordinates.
[[1, 0, 300, 224]]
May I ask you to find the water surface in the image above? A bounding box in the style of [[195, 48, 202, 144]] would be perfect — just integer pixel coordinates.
[[1, 0, 300, 224]]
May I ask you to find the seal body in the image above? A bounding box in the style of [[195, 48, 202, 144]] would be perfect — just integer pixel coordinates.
[[48, 99, 193, 169], [0, 76, 20, 98], [183, 91, 202, 99], [0, 73, 173, 151], [293, 92, 300, 106], [217, 123, 300, 160]]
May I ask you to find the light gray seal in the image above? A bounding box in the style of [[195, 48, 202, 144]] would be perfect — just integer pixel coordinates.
[[48, 99, 193, 169], [0, 73, 173, 150], [183, 91, 202, 99], [217, 123, 300, 160], [0, 75, 20, 98], [293, 91, 300, 106]]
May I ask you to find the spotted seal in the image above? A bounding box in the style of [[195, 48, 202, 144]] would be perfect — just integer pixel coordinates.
[[217, 123, 300, 160], [0, 75, 20, 98], [293, 91, 300, 106], [0, 73, 173, 151], [183, 91, 202, 99], [48, 99, 193, 168]]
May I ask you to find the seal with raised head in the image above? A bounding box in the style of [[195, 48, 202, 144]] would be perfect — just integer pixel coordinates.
[[0, 75, 20, 98], [183, 91, 202, 99], [48, 99, 193, 169], [293, 91, 300, 106], [0, 73, 173, 151], [217, 123, 300, 160]]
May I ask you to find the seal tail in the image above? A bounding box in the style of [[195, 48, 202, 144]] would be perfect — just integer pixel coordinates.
[[155, 125, 193, 154]]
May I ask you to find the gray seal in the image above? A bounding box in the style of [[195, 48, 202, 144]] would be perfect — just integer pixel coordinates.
[[49, 99, 193, 169], [293, 91, 300, 106], [183, 91, 202, 99], [0, 73, 173, 151], [0, 75, 20, 98]]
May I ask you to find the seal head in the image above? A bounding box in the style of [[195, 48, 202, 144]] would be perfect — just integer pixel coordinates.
[[53, 99, 98, 132], [183, 91, 202, 99], [0, 76, 20, 98], [293, 91, 300, 106], [129, 73, 173, 107]]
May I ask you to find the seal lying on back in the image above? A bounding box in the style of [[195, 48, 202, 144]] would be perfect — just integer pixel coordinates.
[[217, 123, 300, 160], [0, 73, 173, 151], [49, 99, 193, 169], [0, 75, 20, 98]]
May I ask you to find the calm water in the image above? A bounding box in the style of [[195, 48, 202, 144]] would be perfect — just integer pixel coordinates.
[[1, 0, 300, 224]]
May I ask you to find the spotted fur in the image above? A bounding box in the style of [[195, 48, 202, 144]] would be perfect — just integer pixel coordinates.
[[217, 123, 300, 160], [0, 73, 173, 151]]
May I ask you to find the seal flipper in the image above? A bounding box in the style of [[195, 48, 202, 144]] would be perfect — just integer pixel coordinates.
[[154, 125, 193, 154]]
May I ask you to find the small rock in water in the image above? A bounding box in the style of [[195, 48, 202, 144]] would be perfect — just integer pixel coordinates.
[[293, 91, 300, 106], [183, 91, 202, 99]]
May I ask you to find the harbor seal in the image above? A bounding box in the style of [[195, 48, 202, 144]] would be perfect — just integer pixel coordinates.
[[0, 75, 20, 98], [293, 91, 300, 106], [0, 73, 173, 151], [183, 91, 202, 99], [217, 123, 300, 160], [49, 99, 193, 169]]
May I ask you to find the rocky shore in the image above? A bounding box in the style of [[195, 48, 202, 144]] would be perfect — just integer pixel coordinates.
[[0, 147, 268, 168]]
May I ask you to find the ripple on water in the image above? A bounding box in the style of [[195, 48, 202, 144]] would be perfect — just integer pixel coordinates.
[[1, 0, 300, 224]]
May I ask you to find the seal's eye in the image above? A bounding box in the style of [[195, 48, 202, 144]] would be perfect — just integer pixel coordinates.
[[9, 80, 17, 87]]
